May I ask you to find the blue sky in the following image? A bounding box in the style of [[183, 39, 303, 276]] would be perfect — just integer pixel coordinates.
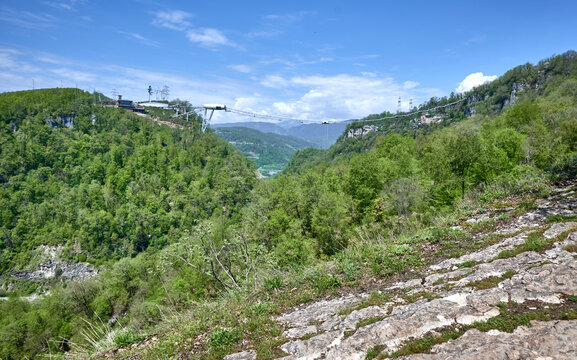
[[1, 0, 576, 123]]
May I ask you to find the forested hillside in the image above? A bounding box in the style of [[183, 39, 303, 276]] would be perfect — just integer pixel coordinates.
[[286, 51, 577, 173], [0, 89, 258, 358], [0, 89, 256, 268], [0, 51, 576, 360], [214, 126, 314, 177]]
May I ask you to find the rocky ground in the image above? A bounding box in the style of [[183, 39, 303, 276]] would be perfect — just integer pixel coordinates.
[[226, 184, 577, 360], [10, 245, 96, 282]]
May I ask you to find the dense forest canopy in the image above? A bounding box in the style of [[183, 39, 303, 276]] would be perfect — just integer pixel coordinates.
[[0, 51, 576, 359], [0, 89, 257, 271]]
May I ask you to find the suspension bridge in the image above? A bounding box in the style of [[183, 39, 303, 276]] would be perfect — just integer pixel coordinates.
[[172, 97, 469, 132]]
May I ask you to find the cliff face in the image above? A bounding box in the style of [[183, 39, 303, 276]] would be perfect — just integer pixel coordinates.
[[226, 183, 577, 360], [345, 124, 379, 138]]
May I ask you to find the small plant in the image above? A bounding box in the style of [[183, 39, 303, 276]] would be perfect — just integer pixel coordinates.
[[468, 270, 516, 290], [344, 329, 355, 338], [306, 270, 342, 295], [457, 261, 477, 268], [563, 244, 577, 253], [496, 249, 517, 260], [370, 255, 406, 277], [356, 315, 385, 329], [365, 344, 386, 359], [387, 244, 413, 255], [113, 328, 143, 347], [401, 291, 438, 304], [514, 200, 538, 214], [546, 214, 577, 223], [70, 317, 141, 356], [524, 233, 547, 252], [340, 291, 393, 316], [430, 227, 466, 243], [383, 328, 463, 357], [264, 276, 284, 292], [337, 256, 361, 282], [209, 329, 239, 351], [468, 219, 497, 232], [248, 302, 276, 316]]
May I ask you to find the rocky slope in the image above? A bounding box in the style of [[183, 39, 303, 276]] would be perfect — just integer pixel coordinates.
[[226, 184, 577, 360]]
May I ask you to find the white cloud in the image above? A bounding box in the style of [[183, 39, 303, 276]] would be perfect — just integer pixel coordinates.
[[263, 11, 311, 23], [245, 30, 282, 39], [0, 48, 40, 73], [43, 1, 72, 10], [457, 72, 497, 93], [152, 10, 192, 31], [152, 11, 234, 48], [228, 64, 252, 73], [403, 80, 419, 89], [264, 74, 441, 120], [186, 28, 231, 47], [50, 68, 97, 82], [260, 75, 289, 88], [35, 53, 74, 65], [465, 35, 486, 45], [0, 7, 57, 28], [117, 31, 159, 46]]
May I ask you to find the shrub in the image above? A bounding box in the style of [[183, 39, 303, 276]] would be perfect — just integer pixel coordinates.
[[305, 270, 342, 294], [336, 254, 361, 282], [209, 329, 239, 351], [263, 276, 283, 292]]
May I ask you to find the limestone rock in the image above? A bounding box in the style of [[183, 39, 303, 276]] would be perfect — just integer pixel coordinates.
[[276, 294, 364, 329], [543, 222, 577, 239], [223, 349, 257, 360], [402, 320, 577, 360], [430, 231, 529, 271]]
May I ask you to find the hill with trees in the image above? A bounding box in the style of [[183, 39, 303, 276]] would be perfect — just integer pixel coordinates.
[[213, 126, 315, 177], [286, 50, 577, 173], [0, 51, 576, 359]]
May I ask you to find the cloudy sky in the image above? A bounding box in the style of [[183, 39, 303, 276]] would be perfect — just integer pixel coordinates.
[[1, 0, 576, 123]]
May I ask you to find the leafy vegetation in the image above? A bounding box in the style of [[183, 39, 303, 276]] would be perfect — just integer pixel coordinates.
[[0, 51, 577, 359], [213, 126, 314, 177]]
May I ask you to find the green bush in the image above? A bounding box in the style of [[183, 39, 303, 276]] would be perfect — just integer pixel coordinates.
[[306, 270, 342, 294], [370, 255, 406, 277], [209, 329, 239, 351], [336, 255, 361, 282], [113, 328, 143, 347], [263, 276, 283, 292]]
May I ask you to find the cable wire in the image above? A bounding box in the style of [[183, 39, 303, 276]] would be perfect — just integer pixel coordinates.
[[224, 97, 468, 124]]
